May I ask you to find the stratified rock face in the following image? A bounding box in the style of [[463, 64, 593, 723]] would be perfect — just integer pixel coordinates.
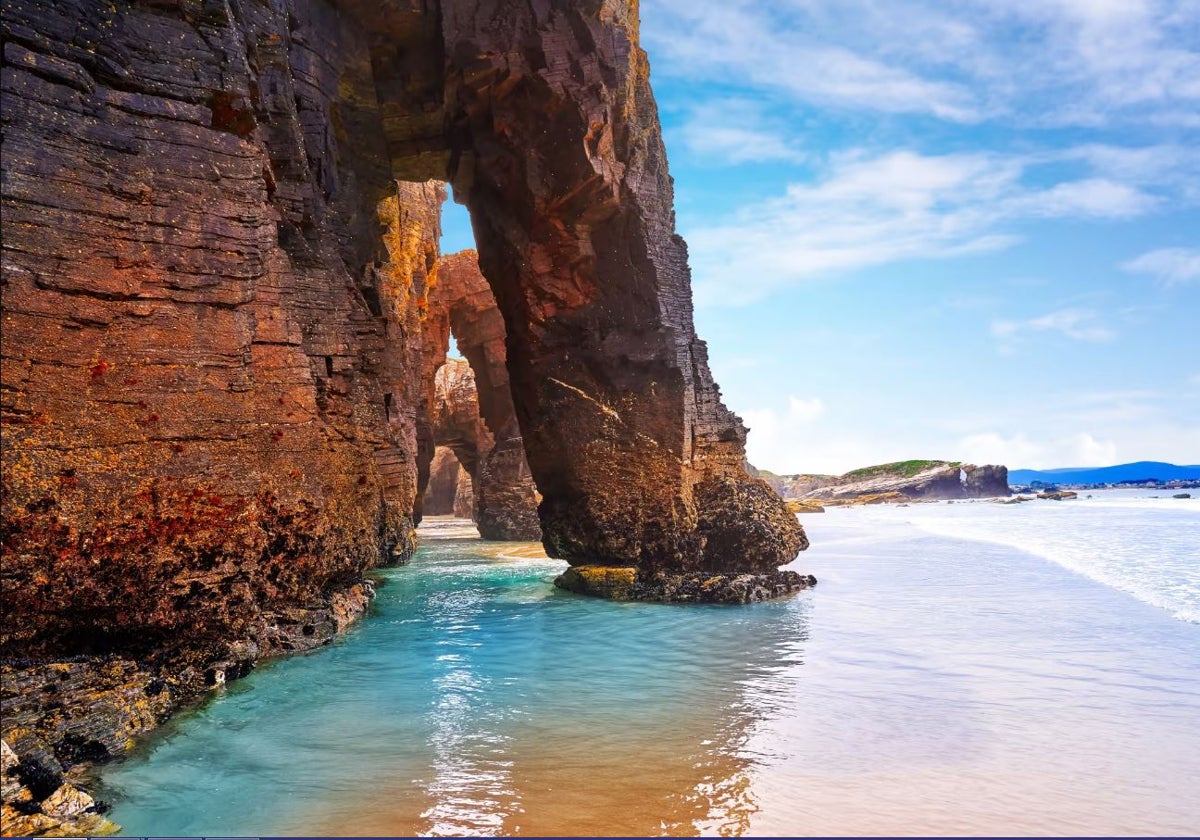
[[452, 465, 475, 519], [419, 250, 541, 541], [440, 2, 806, 573], [0, 0, 441, 658], [2, 0, 806, 666], [794, 461, 1012, 502], [430, 359, 491, 478]]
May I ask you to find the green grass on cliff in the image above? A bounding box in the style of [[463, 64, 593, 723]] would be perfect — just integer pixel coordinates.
[[843, 460, 960, 479]]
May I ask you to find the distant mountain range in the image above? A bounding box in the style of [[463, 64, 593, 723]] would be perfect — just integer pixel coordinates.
[[1009, 461, 1200, 485]]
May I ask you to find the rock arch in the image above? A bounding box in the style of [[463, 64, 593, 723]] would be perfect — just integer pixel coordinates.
[[366, 1, 809, 582], [424, 446, 475, 518], [0, 4, 817, 822], [1, 0, 809, 670], [418, 251, 542, 540]]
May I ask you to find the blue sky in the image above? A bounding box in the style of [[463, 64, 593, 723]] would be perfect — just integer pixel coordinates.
[[441, 0, 1200, 474]]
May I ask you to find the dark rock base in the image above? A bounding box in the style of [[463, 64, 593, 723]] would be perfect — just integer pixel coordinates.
[[0, 580, 376, 837], [554, 566, 817, 604]]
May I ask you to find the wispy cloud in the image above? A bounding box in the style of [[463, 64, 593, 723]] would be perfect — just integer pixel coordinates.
[[686, 148, 1168, 305], [643, 0, 1200, 128], [742, 396, 831, 471], [644, 0, 978, 121], [991, 308, 1116, 345], [1122, 247, 1200, 286], [676, 99, 805, 165], [958, 431, 1118, 470]]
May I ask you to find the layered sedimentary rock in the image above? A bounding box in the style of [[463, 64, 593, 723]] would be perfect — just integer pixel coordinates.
[[791, 461, 1011, 503], [419, 251, 541, 540], [0, 0, 447, 656], [436, 3, 807, 585], [2, 0, 810, 827], [423, 359, 492, 522], [1, 1, 437, 826]]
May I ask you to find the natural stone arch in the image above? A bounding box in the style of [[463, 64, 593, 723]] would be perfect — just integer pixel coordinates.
[[417, 251, 542, 540], [447, 5, 805, 578], [357, 0, 809, 583], [424, 447, 474, 518]]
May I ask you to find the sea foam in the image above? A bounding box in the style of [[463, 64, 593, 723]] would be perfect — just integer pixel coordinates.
[[855, 489, 1200, 623]]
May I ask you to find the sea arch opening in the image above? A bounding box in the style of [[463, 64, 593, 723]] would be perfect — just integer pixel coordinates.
[[364, 0, 806, 580]]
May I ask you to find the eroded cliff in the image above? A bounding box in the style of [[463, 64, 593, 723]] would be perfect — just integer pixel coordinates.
[[789, 461, 1012, 504], [1, 0, 449, 828], [1, 0, 810, 829]]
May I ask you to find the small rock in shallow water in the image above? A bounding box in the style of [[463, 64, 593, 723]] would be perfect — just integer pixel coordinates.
[[41, 783, 94, 819], [554, 567, 816, 603]]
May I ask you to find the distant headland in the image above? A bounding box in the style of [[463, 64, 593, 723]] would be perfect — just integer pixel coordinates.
[[749, 460, 1010, 509], [1009, 462, 1200, 491]]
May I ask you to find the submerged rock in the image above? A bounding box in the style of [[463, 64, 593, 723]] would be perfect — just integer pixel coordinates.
[[555, 567, 817, 604]]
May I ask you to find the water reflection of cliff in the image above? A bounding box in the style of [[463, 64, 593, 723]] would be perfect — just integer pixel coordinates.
[[288, 536, 813, 837]]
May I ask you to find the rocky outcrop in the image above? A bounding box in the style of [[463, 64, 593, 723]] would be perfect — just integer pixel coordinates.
[[2, 0, 432, 824], [1, 0, 442, 658], [777, 461, 1011, 504], [2, 0, 810, 827], [1038, 490, 1078, 501], [440, 4, 806, 575], [1, 739, 116, 838], [3, 0, 805, 621], [962, 464, 1011, 497], [555, 566, 817, 604], [452, 463, 475, 519]]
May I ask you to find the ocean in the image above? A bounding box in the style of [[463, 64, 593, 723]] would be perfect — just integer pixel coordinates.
[[99, 490, 1200, 836]]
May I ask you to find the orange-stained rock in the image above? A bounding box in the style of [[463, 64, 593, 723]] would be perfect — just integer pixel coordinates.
[[424, 447, 467, 517], [1, 2, 813, 819], [0, 0, 442, 659]]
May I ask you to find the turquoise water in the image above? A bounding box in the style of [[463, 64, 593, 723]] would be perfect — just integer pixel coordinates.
[[101, 499, 1200, 836], [101, 522, 811, 836]]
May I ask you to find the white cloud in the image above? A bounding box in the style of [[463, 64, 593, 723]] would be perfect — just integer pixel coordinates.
[[787, 396, 826, 422], [644, 0, 978, 121], [958, 431, 1118, 469], [1122, 247, 1200, 286], [1020, 178, 1157, 218], [643, 0, 1200, 128], [686, 148, 1164, 305], [991, 308, 1116, 344], [677, 100, 805, 164]]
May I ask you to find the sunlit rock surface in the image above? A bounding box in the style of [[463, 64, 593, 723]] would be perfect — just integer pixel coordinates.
[[1, 0, 809, 829]]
